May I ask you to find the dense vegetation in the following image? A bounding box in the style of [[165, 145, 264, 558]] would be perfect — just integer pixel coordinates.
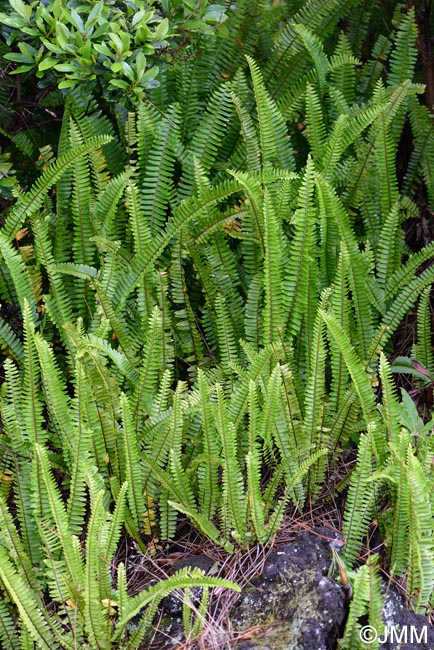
[[0, 0, 433, 648]]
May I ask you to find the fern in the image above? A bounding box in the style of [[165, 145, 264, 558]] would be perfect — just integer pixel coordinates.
[[342, 429, 378, 567], [2, 136, 113, 242]]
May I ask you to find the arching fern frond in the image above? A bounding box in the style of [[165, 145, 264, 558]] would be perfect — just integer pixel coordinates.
[[2, 136, 113, 242]]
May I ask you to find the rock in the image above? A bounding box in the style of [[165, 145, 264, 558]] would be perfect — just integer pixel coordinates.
[[379, 588, 434, 649], [231, 529, 347, 649]]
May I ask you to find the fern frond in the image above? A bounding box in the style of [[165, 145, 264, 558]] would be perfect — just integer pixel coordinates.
[[284, 157, 317, 338], [0, 545, 61, 650], [304, 85, 327, 160], [316, 175, 373, 356], [2, 136, 113, 242], [0, 317, 24, 363], [34, 444, 84, 592], [378, 353, 401, 447], [339, 554, 384, 649], [262, 189, 283, 344], [215, 385, 246, 542], [415, 286, 434, 373], [406, 449, 434, 610], [113, 178, 243, 305], [376, 201, 404, 287], [388, 8, 418, 143], [230, 90, 261, 170], [114, 567, 239, 642], [0, 235, 37, 322], [197, 370, 220, 519], [322, 310, 383, 456], [342, 430, 377, 567], [94, 170, 130, 235], [293, 24, 329, 91], [142, 107, 178, 234], [120, 392, 145, 532], [246, 56, 294, 170]]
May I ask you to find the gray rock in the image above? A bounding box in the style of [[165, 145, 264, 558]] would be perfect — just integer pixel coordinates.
[[231, 530, 347, 650]]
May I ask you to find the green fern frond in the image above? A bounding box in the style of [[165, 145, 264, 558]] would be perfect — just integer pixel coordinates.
[[293, 24, 329, 91], [316, 176, 373, 356], [197, 370, 221, 518], [230, 90, 261, 170], [321, 310, 382, 450], [0, 545, 62, 650], [284, 157, 317, 339], [246, 55, 294, 170], [406, 449, 434, 610], [215, 385, 246, 542], [0, 317, 24, 363], [415, 286, 434, 373], [304, 85, 327, 160], [339, 554, 384, 650], [262, 189, 283, 345], [113, 567, 240, 642], [142, 107, 178, 234], [2, 135, 113, 242], [342, 430, 377, 567], [378, 353, 401, 447], [120, 393, 145, 532], [404, 103, 434, 204], [388, 8, 418, 142], [34, 444, 85, 592], [94, 170, 131, 235], [113, 178, 243, 305], [0, 235, 37, 322], [376, 201, 404, 287]]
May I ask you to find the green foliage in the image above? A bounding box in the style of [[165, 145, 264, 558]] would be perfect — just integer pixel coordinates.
[[0, 0, 228, 103], [1, 0, 434, 644], [339, 554, 384, 650]]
